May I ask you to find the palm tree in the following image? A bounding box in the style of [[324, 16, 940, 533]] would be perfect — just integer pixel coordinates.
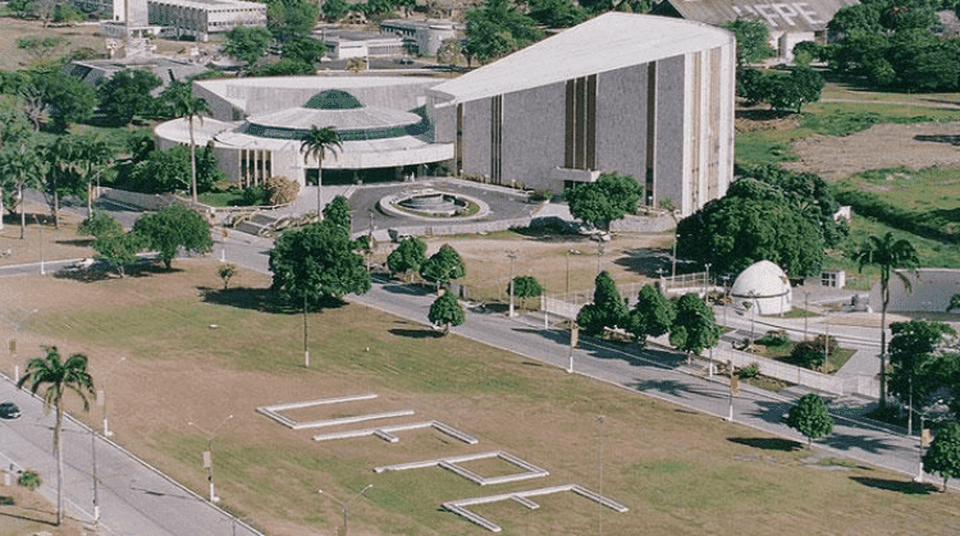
[[0, 140, 44, 239], [854, 231, 919, 408], [166, 81, 210, 203], [17, 346, 96, 526], [72, 134, 113, 218], [299, 125, 342, 218]]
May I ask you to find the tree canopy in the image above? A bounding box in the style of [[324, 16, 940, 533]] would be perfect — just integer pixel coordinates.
[[420, 244, 466, 288], [786, 393, 834, 445], [387, 237, 428, 279], [627, 284, 675, 347], [269, 219, 371, 307], [224, 26, 273, 69], [888, 320, 956, 407], [924, 421, 960, 492], [576, 271, 627, 337], [133, 204, 213, 269], [464, 0, 543, 64], [563, 172, 643, 231], [33, 71, 97, 131], [97, 69, 162, 126], [322, 195, 352, 232], [429, 290, 465, 334], [669, 293, 720, 359], [738, 66, 824, 114], [720, 19, 775, 66]]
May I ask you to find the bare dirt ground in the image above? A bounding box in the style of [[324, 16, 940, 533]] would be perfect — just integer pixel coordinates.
[[782, 121, 960, 180]]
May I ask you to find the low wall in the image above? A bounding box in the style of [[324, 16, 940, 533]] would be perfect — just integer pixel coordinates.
[[100, 187, 177, 212], [610, 213, 676, 233], [713, 346, 879, 398]]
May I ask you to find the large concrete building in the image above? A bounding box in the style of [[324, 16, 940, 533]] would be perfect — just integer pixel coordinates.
[[428, 13, 736, 215], [154, 13, 736, 215]]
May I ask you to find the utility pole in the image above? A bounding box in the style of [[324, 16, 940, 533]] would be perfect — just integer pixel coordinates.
[[188, 414, 234, 503], [507, 250, 517, 317]]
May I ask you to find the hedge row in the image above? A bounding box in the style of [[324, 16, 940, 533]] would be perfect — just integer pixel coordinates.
[[836, 189, 958, 243]]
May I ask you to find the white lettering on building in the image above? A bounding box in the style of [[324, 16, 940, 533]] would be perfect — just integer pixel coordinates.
[[731, 3, 821, 27]]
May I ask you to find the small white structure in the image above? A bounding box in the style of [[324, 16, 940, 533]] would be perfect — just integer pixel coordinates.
[[730, 260, 792, 315]]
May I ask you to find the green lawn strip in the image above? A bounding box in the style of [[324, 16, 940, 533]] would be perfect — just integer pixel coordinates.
[[837, 167, 960, 216], [749, 340, 855, 374]]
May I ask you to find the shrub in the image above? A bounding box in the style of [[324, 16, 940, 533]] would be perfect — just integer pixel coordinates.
[[17, 470, 41, 491], [791, 335, 837, 367], [738, 362, 761, 379], [756, 329, 789, 347], [237, 186, 267, 206], [263, 175, 300, 205]]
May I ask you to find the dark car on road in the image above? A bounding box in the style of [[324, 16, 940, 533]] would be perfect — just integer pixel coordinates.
[[0, 402, 20, 419]]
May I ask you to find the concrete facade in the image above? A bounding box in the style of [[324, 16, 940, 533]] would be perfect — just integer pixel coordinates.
[[429, 13, 736, 215], [147, 0, 266, 41], [379, 19, 462, 56]]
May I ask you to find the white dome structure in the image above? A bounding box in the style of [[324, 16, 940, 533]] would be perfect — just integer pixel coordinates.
[[730, 260, 792, 316]]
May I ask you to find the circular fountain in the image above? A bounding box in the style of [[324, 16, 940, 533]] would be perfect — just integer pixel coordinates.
[[378, 187, 490, 221]]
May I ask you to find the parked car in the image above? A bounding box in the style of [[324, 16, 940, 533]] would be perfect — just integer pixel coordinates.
[[0, 402, 20, 419]]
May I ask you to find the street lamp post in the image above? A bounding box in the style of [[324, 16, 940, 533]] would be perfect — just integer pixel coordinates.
[[303, 294, 310, 368], [188, 414, 234, 503], [91, 427, 100, 526], [704, 263, 711, 299], [100, 356, 126, 437], [319, 484, 373, 536], [507, 251, 517, 318], [10, 308, 39, 383]]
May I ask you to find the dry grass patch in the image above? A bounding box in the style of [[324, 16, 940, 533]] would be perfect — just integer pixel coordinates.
[[2, 262, 959, 535]]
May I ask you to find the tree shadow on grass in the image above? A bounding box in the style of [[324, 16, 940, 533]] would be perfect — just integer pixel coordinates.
[[625, 378, 721, 400], [728, 437, 803, 452], [850, 476, 937, 495], [820, 433, 897, 454], [388, 327, 445, 339], [197, 286, 347, 315], [54, 238, 93, 247]]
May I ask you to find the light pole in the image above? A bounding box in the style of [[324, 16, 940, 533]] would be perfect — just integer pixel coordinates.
[[703, 263, 711, 299], [319, 484, 373, 536], [91, 427, 100, 526], [10, 308, 39, 383], [303, 294, 310, 368], [188, 414, 234, 503], [507, 250, 517, 318], [99, 356, 126, 437]]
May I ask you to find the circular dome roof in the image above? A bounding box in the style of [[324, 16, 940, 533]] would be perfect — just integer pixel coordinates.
[[730, 260, 790, 299], [239, 106, 426, 142], [304, 90, 363, 110]]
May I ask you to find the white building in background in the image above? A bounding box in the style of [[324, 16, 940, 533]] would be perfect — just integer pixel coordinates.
[[731, 260, 793, 315], [379, 19, 462, 56]]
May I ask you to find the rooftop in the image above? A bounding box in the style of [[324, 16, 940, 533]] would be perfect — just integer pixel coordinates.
[[430, 12, 733, 104]]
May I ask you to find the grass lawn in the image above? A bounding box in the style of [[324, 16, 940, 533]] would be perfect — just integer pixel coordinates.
[[749, 340, 856, 374], [2, 262, 958, 535]]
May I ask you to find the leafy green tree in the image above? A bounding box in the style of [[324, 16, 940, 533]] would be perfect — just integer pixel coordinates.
[[0, 94, 33, 147], [627, 284, 674, 348], [33, 71, 97, 131], [130, 145, 192, 193], [97, 69, 162, 126], [576, 271, 627, 337], [676, 181, 825, 276], [133, 204, 213, 270], [17, 346, 96, 526], [323, 195, 351, 232], [267, 0, 320, 45], [790, 334, 838, 369], [738, 66, 824, 114], [8, 0, 35, 18], [269, 219, 371, 306], [888, 320, 956, 409], [429, 290, 465, 334], [387, 237, 427, 280], [786, 393, 834, 445], [51, 3, 83, 22], [563, 172, 643, 231], [281, 36, 327, 66], [162, 81, 210, 203], [669, 293, 720, 362], [511, 275, 542, 308], [218, 263, 238, 289], [720, 19, 775, 66], [0, 139, 44, 239], [61, 133, 114, 218], [464, 0, 543, 63], [299, 125, 341, 216], [78, 209, 123, 238], [17, 470, 42, 491], [854, 231, 919, 408], [224, 26, 273, 70], [527, 0, 586, 28], [948, 293, 960, 313], [93, 231, 142, 277], [420, 243, 466, 288], [923, 421, 960, 492], [321, 0, 350, 21]]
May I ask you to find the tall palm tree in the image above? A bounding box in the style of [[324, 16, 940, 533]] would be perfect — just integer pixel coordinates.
[[299, 125, 342, 218], [0, 140, 44, 239], [854, 231, 919, 408], [71, 134, 113, 218], [167, 81, 210, 203], [17, 346, 96, 526]]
